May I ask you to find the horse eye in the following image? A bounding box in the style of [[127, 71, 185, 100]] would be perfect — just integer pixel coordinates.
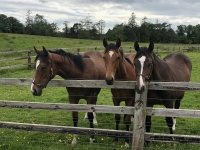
[[117, 56, 120, 60], [148, 63, 153, 67], [41, 66, 46, 70], [103, 56, 105, 60]]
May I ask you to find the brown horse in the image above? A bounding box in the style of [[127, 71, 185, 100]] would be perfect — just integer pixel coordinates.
[[133, 41, 192, 143], [103, 38, 136, 147], [30, 46, 105, 146]]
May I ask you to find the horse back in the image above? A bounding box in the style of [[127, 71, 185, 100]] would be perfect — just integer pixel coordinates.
[[124, 53, 136, 64], [163, 53, 192, 82], [82, 50, 105, 79]]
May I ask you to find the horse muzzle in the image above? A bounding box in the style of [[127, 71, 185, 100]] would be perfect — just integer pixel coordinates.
[[31, 87, 43, 96], [135, 85, 145, 94], [105, 77, 114, 85]]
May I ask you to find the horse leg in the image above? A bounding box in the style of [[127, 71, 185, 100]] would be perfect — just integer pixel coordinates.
[[123, 99, 135, 147], [71, 111, 79, 146], [165, 116, 174, 134], [173, 99, 182, 131], [123, 114, 131, 148], [113, 99, 120, 143], [145, 115, 152, 146], [68, 95, 79, 147], [87, 112, 95, 143], [86, 91, 100, 143], [115, 114, 121, 142]]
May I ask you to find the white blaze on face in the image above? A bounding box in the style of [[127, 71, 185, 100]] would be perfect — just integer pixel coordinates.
[[105, 51, 115, 79], [109, 51, 114, 58], [138, 56, 146, 89], [30, 60, 40, 92]]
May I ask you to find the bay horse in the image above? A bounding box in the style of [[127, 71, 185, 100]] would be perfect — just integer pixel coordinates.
[[133, 41, 192, 142], [103, 38, 136, 147], [30, 46, 105, 146]]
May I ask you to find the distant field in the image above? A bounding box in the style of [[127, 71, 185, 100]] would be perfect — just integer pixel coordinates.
[[0, 33, 200, 149], [1, 33, 200, 52]]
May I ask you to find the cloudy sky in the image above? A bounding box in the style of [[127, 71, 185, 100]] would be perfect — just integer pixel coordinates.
[[1, 0, 200, 33]]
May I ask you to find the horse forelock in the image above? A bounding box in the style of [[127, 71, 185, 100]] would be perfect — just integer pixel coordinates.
[[135, 46, 157, 61], [35, 51, 50, 64], [104, 43, 119, 53]]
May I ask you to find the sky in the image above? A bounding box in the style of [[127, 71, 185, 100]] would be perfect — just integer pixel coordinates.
[[1, 0, 200, 33]]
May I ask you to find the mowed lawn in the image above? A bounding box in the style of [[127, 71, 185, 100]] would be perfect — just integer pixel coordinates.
[[0, 33, 200, 149]]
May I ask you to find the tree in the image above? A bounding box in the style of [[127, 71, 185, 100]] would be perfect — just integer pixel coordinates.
[[0, 14, 8, 32], [140, 16, 150, 42], [25, 10, 33, 26], [69, 23, 83, 38], [106, 24, 125, 41], [95, 19, 105, 40], [80, 14, 93, 30], [128, 12, 137, 28], [63, 21, 70, 37], [176, 25, 189, 43], [7, 16, 24, 33]]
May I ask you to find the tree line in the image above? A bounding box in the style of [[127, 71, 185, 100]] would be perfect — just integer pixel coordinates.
[[1, 11, 200, 44]]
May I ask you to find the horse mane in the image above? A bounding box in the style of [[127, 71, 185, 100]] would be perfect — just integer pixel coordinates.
[[119, 49, 133, 65], [35, 49, 84, 72]]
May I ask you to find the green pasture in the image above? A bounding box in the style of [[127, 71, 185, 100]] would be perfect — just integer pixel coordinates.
[[0, 33, 200, 149]]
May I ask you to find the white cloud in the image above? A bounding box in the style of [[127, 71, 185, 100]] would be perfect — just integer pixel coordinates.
[[1, 0, 200, 33]]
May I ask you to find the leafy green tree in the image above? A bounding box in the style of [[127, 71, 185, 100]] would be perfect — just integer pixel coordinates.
[[140, 16, 151, 42], [0, 14, 8, 32], [176, 25, 189, 43], [106, 24, 125, 41], [6, 17, 24, 33], [69, 23, 83, 38]]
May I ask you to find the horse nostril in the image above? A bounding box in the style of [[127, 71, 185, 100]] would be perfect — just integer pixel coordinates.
[[31, 89, 37, 96], [135, 85, 145, 94], [105, 77, 114, 85]]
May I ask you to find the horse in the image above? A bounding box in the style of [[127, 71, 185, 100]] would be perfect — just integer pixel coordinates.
[[103, 38, 136, 147], [30, 46, 105, 146], [133, 41, 192, 143]]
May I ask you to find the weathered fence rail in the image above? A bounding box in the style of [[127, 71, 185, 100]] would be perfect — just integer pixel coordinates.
[[1, 78, 200, 149], [1, 78, 200, 91]]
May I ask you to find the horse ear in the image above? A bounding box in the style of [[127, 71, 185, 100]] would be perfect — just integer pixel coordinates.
[[42, 46, 49, 56], [134, 41, 140, 51], [34, 46, 40, 54], [116, 38, 121, 48], [103, 38, 108, 48], [149, 41, 154, 52]]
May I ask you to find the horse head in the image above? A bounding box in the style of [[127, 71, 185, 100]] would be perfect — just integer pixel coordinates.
[[103, 38, 121, 85], [31, 46, 55, 96], [134, 41, 154, 94]]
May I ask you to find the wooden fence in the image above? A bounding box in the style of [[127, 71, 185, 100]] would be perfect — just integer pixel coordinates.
[[0, 78, 200, 149], [0, 45, 199, 71]]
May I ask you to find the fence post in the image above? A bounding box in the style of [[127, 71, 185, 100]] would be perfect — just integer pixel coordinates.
[[129, 47, 132, 53], [77, 48, 80, 55], [95, 47, 97, 50], [27, 50, 31, 70], [132, 83, 148, 150]]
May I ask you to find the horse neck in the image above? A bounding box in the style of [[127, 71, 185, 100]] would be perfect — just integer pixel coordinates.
[[116, 58, 135, 80], [52, 54, 84, 79], [151, 55, 169, 81]]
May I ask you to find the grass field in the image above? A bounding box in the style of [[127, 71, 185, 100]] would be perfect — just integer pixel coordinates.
[[0, 33, 200, 149]]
